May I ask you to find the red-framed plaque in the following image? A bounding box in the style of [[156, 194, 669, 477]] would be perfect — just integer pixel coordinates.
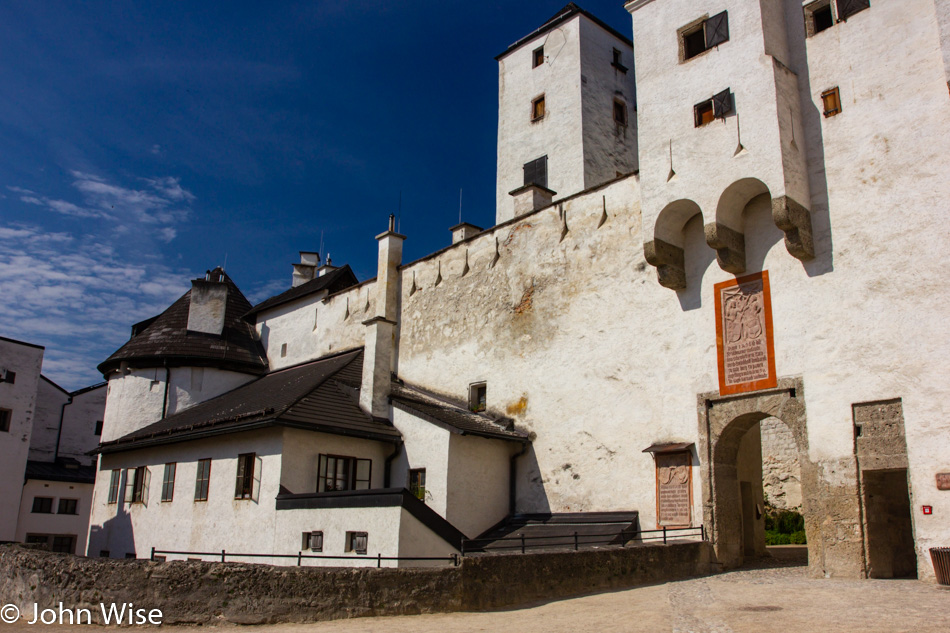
[[714, 271, 777, 396]]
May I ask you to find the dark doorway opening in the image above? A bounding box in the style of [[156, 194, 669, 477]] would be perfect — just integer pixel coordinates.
[[863, 469, 917, 578]]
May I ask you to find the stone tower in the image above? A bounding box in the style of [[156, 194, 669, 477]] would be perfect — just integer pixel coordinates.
[[495, 3, 638, 225]]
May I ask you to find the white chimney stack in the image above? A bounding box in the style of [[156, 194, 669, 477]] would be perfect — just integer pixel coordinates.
[[187, 267, 228, 336]]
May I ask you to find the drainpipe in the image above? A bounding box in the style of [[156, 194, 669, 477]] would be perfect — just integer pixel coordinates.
[[384, 439, 403, 488], [161, 362, 170, 419], [509, 442, 529, 515], [53, 395, 74, 462]]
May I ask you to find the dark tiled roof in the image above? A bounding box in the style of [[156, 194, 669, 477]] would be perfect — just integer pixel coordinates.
[[25, 460, 96, 484], [390, 383, 529, 442], [98, 349, 401, 453], [244, 265, 359, 319], [495, 3, 632, 61], [98, 269, 267, 376], [467, 512, 640, 553]]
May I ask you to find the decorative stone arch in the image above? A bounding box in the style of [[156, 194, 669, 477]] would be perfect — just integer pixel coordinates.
[[705, 177, 771, 274], [697, 377, 826, 572], [643, 199, 703, 290]]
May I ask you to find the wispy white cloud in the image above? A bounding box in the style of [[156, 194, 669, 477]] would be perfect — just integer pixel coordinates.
[[2, 168, 199, 389]]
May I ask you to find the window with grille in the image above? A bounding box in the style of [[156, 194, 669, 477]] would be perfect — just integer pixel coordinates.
[[523, 156, 548, 188], [0, 408, 10, 433], [32, 497, 53, 514], [108, 469, 121, 504], [531, 95, 545, 121], [162, 463, 176, 502], [680, 11, 729, 62], [317, 455, 372, 492], [409, 468, 426, 501], [195, 458, 211, 501], [234, 453, 262, 501], [58, 498, 78, 515], [51, 535, 75, 554], [346, 531, 368, 555]]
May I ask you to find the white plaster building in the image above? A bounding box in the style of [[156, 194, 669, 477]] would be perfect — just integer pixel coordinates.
[[0, 336, 106, 554], [88, 1, 950, 581]]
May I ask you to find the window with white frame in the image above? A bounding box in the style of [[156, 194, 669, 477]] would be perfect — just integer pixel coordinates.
[[124, 466, 150, 505], [234, 453, 262, 501]]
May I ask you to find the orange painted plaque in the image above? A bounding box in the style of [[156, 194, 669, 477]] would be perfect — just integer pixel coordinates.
[[714, 271, 777, 396], [655, 451, 692, 527]]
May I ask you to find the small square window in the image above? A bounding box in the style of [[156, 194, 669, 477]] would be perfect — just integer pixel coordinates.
[[100, 550, 111, 558], [531, 95, 545, 121], [346, 531, 368, 555], [470, 383, 487, 412], [302, 530, 323, 552], [680, 11, 729, 62], [94, 420, 103, 436], [0, 408, 11, 433], [694, 100, 715, 127], [51, 535, 75, 554], [821, 87, 841, 117], [806, 1, 835, 35], [533, 46, 544, 68], [683, 25, 706, 60], [614, 100, 627, 126], [58, 498, 78, 515], [2, 371, 15, 384], [32, 497, 53, 514]]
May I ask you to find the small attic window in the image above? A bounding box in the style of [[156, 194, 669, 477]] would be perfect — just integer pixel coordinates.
[[533, 46, 544, 68], [280, 343, 288, 358], [470, 382, 487, 412]]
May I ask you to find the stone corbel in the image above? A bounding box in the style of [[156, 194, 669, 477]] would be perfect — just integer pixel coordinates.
[[644, 239, 686, 290], [772, 196, 815, 261], [704, 223, 746, 274]]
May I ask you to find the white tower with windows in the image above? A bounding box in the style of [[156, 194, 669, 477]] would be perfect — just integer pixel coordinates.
[[495, 3, 638, 225]]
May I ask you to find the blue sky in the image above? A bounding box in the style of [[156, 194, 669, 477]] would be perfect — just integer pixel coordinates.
[[0, 1, 633, 390]]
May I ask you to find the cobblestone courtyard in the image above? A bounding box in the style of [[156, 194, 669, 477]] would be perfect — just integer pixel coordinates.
[[17, 549, 950, 633]]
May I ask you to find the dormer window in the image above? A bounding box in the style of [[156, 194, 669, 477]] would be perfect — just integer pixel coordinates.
[[533, 46, 544, 68], [470, 382, 487, 412]]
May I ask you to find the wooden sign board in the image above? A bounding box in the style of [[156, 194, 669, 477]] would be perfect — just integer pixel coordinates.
[[714, 271, 777, 396], [655, 451, 692, 528]]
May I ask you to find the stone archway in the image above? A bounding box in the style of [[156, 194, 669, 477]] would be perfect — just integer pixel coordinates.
[[697, 378, 861, 577]]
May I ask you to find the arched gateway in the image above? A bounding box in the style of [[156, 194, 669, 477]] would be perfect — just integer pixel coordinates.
[[697, 377, 866, 577]]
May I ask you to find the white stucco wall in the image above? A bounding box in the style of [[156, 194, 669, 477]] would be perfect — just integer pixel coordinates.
[[57, 384, 106, 465], [0, 338, 44, 540], [391, 407, 452, 517], [273, 505, 403, 568], [446, 433, 513, 538], [578, 16, 638, 186], [256, 282, 374, 371], [27, 378, 70, 463], [100, 367, 255, 443], [396, 507, 459, 568], [15, 479, 93, 555], [87, 429, 282, 559]]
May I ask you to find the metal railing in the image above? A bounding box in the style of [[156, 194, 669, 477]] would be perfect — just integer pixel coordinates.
[[460, 525, 705, 555], [150, 547, 460, 567]]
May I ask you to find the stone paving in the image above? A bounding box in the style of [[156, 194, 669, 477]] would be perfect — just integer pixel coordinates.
[[12, 549, 950, 632]]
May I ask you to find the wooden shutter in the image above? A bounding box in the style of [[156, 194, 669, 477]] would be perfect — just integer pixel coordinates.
[[836, 0, 870, 21], [713, 89, 734, 118], [704, 11, 729, 48], [310, 531, 323, 552], [142, 467, 150, 507], [252, 456, 262, 502], [354, 533, 368, 555], [124, 469, 134, 503]]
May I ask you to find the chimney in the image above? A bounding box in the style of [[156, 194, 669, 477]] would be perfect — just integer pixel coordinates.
[[291, 251, 320, 287], [316, 254, 338, 277], [360, 215, 405, 418], [508, 183, 556, 217], [449, 222, 482, 245], [187, 267, 229, 335]]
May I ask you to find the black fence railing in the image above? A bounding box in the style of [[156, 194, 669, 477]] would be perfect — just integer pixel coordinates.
[[150, 547, 460, 567], [460, 525, 706, 555]]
